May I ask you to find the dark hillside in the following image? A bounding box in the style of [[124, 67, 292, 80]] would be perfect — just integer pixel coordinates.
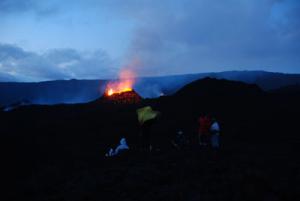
[[1, 78, 299, 201]]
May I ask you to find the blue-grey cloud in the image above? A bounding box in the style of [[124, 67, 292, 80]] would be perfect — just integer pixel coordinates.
[[0, 71, 16, 82], [0, 43, 116, 81], [117, 0, 300, 75], [0, 0, 300, 82], [0, 0, 33, 13], [0, 0, 58, 17]]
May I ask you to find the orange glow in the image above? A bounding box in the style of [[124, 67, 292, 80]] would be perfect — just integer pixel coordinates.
[[107, 89, 113, 96], [105, 69, 135, 96]]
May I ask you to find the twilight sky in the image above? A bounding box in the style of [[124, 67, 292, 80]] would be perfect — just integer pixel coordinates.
[[0, 0, 299, 82]]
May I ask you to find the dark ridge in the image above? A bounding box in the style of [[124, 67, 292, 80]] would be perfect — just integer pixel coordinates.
[[0, 79, 106, 106], [175, 77, 264, 99], [270, 84, 300, 95]]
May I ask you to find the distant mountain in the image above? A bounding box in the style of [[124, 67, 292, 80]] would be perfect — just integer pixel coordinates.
[[133, 71, 300, 96], [0, 71, 300, 107], [0, 79, 106, 107], [213, 71, 300, 90]]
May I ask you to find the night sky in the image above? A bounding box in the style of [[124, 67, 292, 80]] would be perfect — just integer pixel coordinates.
[[0, 0, 299, 82]]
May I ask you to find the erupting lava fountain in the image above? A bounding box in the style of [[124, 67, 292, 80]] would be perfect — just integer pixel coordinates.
[[102, 70, 142, 104]]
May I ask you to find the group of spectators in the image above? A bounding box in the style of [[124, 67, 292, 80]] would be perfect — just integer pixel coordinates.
[[106, 107, 221, 157]]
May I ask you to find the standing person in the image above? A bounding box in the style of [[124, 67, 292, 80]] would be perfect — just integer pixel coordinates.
[[210, 118, 221, 150], [136, 106, 160, 152], [198, 115, 211, 146]]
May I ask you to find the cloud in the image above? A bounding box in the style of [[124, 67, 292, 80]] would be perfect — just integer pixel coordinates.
[[0, 0, 34, 13], [0, 0, 300, 82], [0, 43, 116, 82], [0, 71, 17, 82], [113, 0, 300, 75], [0, 0, 59, 17]]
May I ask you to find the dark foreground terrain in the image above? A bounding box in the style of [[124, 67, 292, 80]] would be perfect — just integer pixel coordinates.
[[1, 78, 300, 201]]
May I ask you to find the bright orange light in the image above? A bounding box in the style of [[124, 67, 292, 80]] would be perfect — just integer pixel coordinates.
[[107, 89, 114, 96], [105, 69, 135, 96]]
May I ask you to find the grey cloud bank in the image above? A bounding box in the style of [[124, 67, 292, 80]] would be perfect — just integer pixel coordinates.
[[0, 44, 116, 82]]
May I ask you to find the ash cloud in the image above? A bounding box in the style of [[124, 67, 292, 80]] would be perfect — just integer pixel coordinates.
[[118, 0, 300, 75]]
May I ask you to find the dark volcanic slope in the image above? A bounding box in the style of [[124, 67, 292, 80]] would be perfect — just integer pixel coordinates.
[[0, 79, 105, 106], [175, 77, 263, 98], [1, 78, 299, 201]]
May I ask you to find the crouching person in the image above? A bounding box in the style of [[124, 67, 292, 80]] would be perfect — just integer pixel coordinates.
[[105, 138, 129, 157], [210, 118, 221, 150]]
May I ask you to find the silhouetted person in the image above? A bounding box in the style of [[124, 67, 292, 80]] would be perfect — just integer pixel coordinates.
[[198, 115, 212, 146], [137, 106, 160, 152], [172, 130, 189, 150]]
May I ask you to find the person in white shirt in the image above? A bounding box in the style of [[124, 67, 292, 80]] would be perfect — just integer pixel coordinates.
[[210, 118, 220, 149], [105, 138, 129, 157]]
